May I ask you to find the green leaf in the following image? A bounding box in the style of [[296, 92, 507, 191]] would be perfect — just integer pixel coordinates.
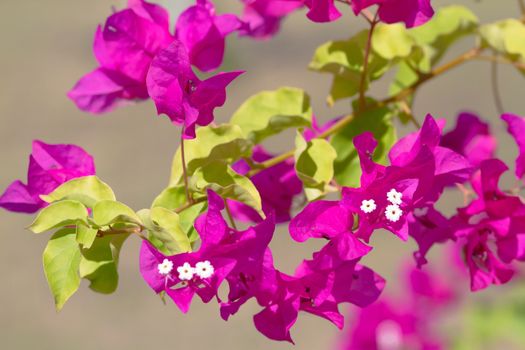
[[152, 185, 187, 210], [42, 228, 81, 311], [41, 176, 115, 208], [138, 208, 192, 255], [480, 19, 525, 60], [294, 132, 337, 201], [372, 23, 415, 60], [29, 200, 88, 234], [331, 102, 396, 187], [79, 233, 129, 294], [191, 160, 264, 217], [389, 61, 420, 97], [230, 87, 312, 143], [150, 207, 192, 253], [410, 5, 479, 66], [76, 224, 98, 249], [151, 186, 206, 242], [179, 201, 207, 242], [92, 200, 142, 227], [169, 124, 252, 185], [309, 31, 389, 104]]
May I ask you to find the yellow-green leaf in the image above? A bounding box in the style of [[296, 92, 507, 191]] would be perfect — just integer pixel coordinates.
[[29, 200, 88, 234], [295, 132, 337, 201], [79, 234, 129, 294], [169, 124, 252, 185], [41, 176, 115, 208], [230, 87, 312, 143], [43, 228, 81, 311], [191, 160, 264, 217], [92, 200, 142, 227]]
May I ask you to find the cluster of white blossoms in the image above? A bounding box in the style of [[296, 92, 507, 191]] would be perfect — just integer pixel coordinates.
[[360, 188, 404, 223], [155, 260, 216, 281]]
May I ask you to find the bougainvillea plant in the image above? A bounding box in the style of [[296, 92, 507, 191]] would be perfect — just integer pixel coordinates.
[[3, 0, 525, 347]]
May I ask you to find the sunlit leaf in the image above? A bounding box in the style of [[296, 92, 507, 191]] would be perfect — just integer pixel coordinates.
[[43, 228, 81, 311], [41, 176, 115, 208], [230, 87, 312, 143], [29, 200, 88, 234]]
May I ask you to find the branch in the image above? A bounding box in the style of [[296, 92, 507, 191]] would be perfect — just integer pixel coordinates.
[[180, 127, 193, 204], [97, 225, 147, 240], [474, 55, 525, 70]]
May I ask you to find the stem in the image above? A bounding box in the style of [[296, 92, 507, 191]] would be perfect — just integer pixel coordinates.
[[174, 196, 207, 213], [224, 199, 238, 230], [491, 59, 505, 115], [399, 100, 421, 129], [97, 226, 147, 240], [180, 127, 193, 204], [246, 150, 296, 177], [359, 12, 379, 111], [520, 0, 525, 19], [474, 55, 525, 69]]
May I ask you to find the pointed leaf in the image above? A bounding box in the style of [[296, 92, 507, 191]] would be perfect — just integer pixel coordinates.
[[29, 200, 88, 234], [230, 87, 312, 143], [92, 200, 142, 227], [331, 102, 396, 187], [294, 132, 337, 201], [43, 228, 81, 311], [372, 23, 415, 60], [309, 31, 389, 103], [76, 224, 98, 249], [79, 233, 129, 294], [138, 208, 191, 255], [191, 160, 264, 217], [410, 5, 479, 65], [41, 176, 115, 208], [169, 124, 252, 185]]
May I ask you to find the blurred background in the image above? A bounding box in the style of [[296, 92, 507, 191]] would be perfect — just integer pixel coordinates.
[[0, 0, 524, 349]]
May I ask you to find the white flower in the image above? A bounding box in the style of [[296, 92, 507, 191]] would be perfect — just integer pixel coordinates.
[[360, 199, 377, 213], [385, 204, 403, 222], [195, 260, 214, 279], [157, 259, 174, 276], [387, 188, 403, 205], [177, 262, 195, 281]]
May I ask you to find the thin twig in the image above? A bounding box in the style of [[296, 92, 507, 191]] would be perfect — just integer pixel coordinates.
[[474, 55, 525, 70], [358, 12, 379, 111], [491, 59, 505, 115], [180, 127, 193, 204], [97, 226, 147, 240]]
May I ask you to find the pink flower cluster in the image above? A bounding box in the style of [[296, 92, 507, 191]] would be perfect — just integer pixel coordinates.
[[141, 190, 385, 342], [68, 0, 244, 139], [402, 113, 525, 292]]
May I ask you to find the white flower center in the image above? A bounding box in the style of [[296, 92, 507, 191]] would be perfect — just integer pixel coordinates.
[[195, 260, 214, 279], [385, 204, 403, 222], [177, 262, 195, 281], [360, 199, 377, 213], [157, 258, 174, 276], [387, 188, 403, 205]]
